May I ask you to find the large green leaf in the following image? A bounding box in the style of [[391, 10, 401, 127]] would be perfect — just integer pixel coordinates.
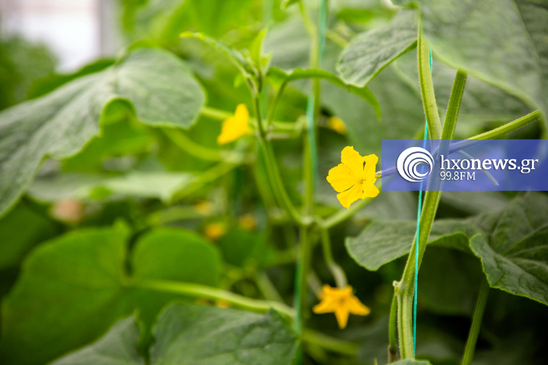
[[0, 225, 221, 365], [28, 171, 196, 204], [50, 316, 144, 365], [0, 203, 58, 269], [470, 193, 548, 306], [337, 10, 418, 87], [417, 0, 548, 122], [150, 303, 299, 365], [345, 210, 501, 271], [0, 48, 205, 218]]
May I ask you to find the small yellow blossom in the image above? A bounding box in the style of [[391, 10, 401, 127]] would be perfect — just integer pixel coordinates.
[[313, 285, 370, 329], [327, 116, 346, 134], [327, 146, 379, 209], [215, 300, 231, 308], [204, 222, 227, 241], [239, 214, 256, 230], [194, 200, 213, 215], [217, 104, 250, 144]]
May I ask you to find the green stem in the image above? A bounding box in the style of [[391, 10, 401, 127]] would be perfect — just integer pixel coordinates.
[[461, 278, 489, 365], [441, 70, 467, 140], [302, 329, 359, 356], [388, 294, 399, 363], [165, 129, 242, 162], [319, 227, 347, 288], [396, 58, 466, 360], [136, 279, 294, 317], [255, 271, 284, 303], [172, 161, 238, 202], [201, 106, 232, 120], [417, 23, 442, 139], [469, 110, 541, 140]]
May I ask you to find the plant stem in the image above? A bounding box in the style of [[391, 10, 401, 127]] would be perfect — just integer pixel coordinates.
[[469, 110, 541, 140], [136, 279, 294, 317], [253, 97, 310, 227], [442, 70, 467, 140], [201, 106, 232, 120], [461, 278, 489, 365], [319, 227, 347, 288], [165, 129, 242, 162], [396, 56, 467, 359], [302, 329, 359, 356], [388, 294, 398, 363], [417, 24, 442, 140]]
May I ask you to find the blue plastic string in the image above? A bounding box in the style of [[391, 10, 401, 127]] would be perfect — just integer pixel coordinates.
[[413, 49, 433, 353]]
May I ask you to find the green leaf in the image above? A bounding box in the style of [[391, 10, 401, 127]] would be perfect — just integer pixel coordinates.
[[337, 10, 418, 87], [28, 171, 196, 204], [267, 67, 382, 120], [0, 203, 58, 269], [50, 316, 144, 365], [0, 48, 205, 218], [281, 0, 300, 9], [150, 303, 299, 365], [0, 225, 222, 365], [345, 211, 500, 271], [470, 193, 548, 306], [186, 0, 254, 37], [417, 0, 548, 123]]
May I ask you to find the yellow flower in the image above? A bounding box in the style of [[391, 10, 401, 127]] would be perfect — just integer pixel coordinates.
[[326, 146, 379, 209], [313, 285, 370, 329], [217, 104, 250, 144], [239, 213, 256, 230], [327, 116, 346, 134], [204, 222, 227, 241], [194, 200, 213, 215]]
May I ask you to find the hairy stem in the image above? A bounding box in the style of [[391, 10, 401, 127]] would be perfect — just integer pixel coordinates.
[[417, 24, 442, 139], [470, 110, 541, 140], [388, 294, 399, 363], [136, 279, 294, 317], [461, 278, 489, 365]]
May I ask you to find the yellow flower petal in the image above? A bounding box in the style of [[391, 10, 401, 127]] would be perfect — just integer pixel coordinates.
[[363, 182, 380, 199], [363, 154, 378, 177], [217, 104, 250, 144], [326, 163, 359, 193], [341, 146, 365, 178], [334, 307, 350, 329], [347, 296, 371, 316], [328, 116, 346, 134], [336, 183, 363, 209]]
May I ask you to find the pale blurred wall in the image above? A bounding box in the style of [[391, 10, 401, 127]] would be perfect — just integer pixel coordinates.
[[0, 0, 122, 71]]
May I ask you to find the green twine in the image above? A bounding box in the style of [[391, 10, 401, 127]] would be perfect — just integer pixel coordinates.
[[413, 48, 433, 353]]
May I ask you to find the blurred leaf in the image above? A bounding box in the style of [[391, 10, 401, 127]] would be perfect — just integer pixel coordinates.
[[267, 67, 381, 120], [62, 120, 153, 172], [281, 0, 300, 9], [0, 48, 205, 217], [470, 193, 548, 306], [419, 247, 484, 315], [393, 52, 532, 137], [217, 227, 275, 268], [187, 0, 255, 37], [0, 36, 56, 109], [150, 303, 299, 365], [337, 10, 417, 87], [323, 65, 424, 156], [0, 225, 222, 365], [416, 0, 548, 123], [28, 171, 196, 204], [27, 59, 115, 100], [392, 359, 432, 364], [0, 203, 58, 270], [50, 316, 144, 365]]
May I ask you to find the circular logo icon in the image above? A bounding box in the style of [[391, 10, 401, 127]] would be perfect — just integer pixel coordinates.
[[396, 147, 434, 183]]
